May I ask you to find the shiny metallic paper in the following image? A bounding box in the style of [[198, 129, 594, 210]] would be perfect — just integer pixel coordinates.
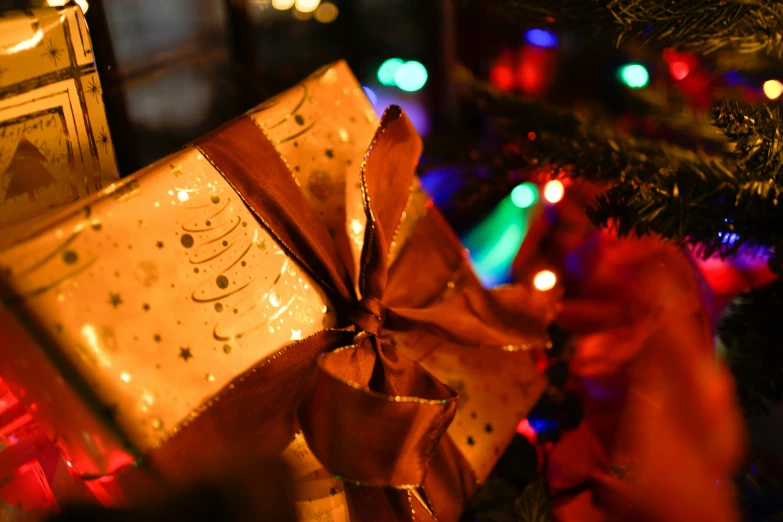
[[0, 5, 119, 228], [0, 62, 545, 522]]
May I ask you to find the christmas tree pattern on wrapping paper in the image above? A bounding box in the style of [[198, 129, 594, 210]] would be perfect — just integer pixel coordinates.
[[2, 136, 58, 203], [177, 183, 326, 345]]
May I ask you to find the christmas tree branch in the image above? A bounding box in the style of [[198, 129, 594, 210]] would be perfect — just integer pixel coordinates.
[[457, 70, 780, 257], [468, 0, 783, 57]]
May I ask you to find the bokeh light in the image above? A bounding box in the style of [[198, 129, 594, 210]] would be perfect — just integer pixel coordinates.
[[394, 61, 428, 92], [490, 64, 515, 91], [272, 0, 296, 9], [292, 8, 313, 20], [378, 58, 404, 86], [669, 61, 690, 81], [764, 80, 783, 100], [362, 86, 378, 107], [295, 0, 321, 13], [525, 28, 559, 48], [314, 2, 338, 23], [543, 180, 564, 203], [534, 270, 557, 291], [511, 182, 538, 209], [48, 0, 88, 13], [620, 64, 649, 89]]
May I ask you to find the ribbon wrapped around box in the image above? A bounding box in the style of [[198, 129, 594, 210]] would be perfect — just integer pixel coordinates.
[[0, 5, 120, 230], [0, 62, 554, 521]]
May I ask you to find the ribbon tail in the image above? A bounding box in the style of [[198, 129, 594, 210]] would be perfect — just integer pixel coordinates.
[[300, 333, 457, 486], [299, 334, 476, 521]]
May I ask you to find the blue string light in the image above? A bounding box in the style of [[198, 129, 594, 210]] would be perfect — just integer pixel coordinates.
[[525, 28, 559, 48]]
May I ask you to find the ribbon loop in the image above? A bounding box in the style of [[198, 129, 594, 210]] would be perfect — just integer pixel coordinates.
[[299, 335, 457, 488]]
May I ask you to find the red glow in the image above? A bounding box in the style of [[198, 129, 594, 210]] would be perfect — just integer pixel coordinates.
[[670, 61, 690, 80], [517, 46, 554, 96], [517, 418, 538, 440], [662, 48, 680, 63], [490, 64, 515, 91], [518, 59, 544, 94], [527, 131, 537, 141]]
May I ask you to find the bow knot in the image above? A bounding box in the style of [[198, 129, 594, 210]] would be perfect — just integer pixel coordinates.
[[347, 296, 386, 336]]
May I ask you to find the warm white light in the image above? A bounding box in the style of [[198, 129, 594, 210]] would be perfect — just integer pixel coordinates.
[[314, 2, 338, 23], [543, 180, 565, 203], [5, 29, 43, 54], [764, 80, 783, 100], [295, 0, 320, 13], [349, 219, 363, 235], [81, 324, 111, 367], [177, 191, 190, 202], [47, 0, 88, 13], [272, 0, 296, 9], [533, 270, 557, 291], [120, 372, 132, 383]]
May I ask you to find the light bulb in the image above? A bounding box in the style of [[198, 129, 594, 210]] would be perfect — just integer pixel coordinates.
[[394, 61, 428, 92], [272, 0, 295, 10], [543, 180, 564, 203], [534, 270, 557, 291], [764, 80, 783, 100], [295, 0, 320, 13], [511, 183, 538, 209], [314, 2, 338, 22], [620, 64, 649, 89]]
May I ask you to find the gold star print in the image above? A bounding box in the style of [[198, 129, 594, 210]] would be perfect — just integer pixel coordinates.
[[329, 487, 338, 496], [467, 436, 475, 446], [170, 164, 183, 177], [291, 329, 303, 341], [179, 347, 193, 362], [156, 241, 164, 249], [42, 39, 63, 66], [485, 423, 493, 433], [108, 292, 123, 308], [325, 149, 334, 158], [137, 219, 145, 227], [86, 77, 102, 100], [97, 127, 110, 153]]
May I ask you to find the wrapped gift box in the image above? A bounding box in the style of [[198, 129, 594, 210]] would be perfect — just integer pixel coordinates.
[[0, 61, 550, 521], [0, 5, 119, 229]]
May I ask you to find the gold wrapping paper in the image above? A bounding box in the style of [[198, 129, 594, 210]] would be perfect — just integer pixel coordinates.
[[0, 5, 119, 229], [0, 62, 545, 521]]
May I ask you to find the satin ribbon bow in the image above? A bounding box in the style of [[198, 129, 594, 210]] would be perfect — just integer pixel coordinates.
[[130, 106, 551, 522]]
